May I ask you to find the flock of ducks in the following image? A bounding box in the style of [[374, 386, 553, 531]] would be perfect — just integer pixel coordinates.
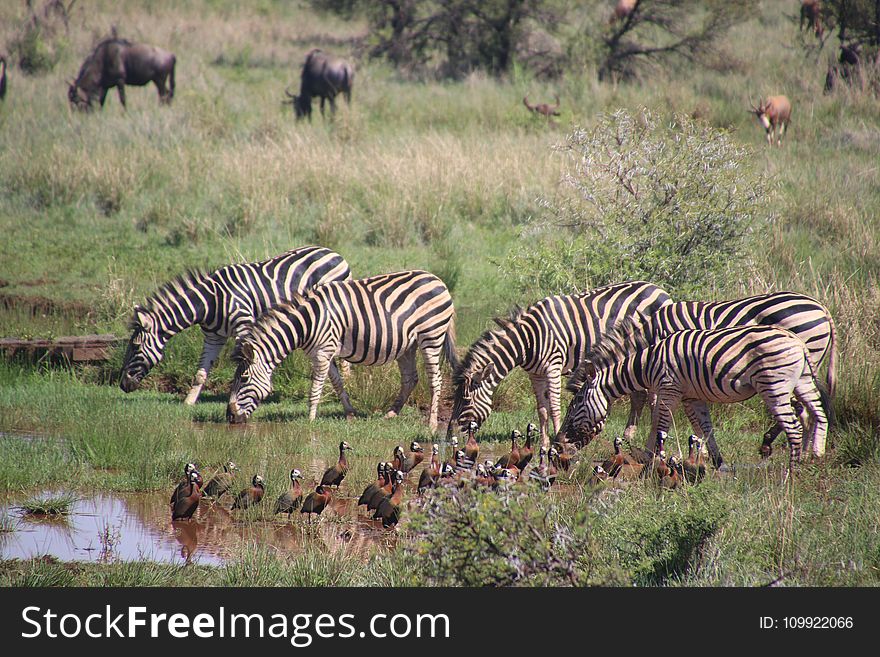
[[169, 423, 706, 530]]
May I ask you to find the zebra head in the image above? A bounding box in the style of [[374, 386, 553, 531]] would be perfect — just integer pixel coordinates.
[[120, 305, 167, 392], [227, 340, 272, 424], [450, 361, 499, 436], [558, 362, 608, 445]]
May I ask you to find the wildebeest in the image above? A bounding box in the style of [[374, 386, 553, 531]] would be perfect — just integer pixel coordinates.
[[0, 55, 7, 101], [800, 0, 823, 39], [523, 95, 560, 118], [68, 38, 176, 110], [284, 48, 353, 120], [749, 95, 791, 147]]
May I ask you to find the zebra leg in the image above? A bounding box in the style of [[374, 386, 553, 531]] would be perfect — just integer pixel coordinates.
[[793, 378, 828, 458], [763, 399, 803, 470], [623, 390, 649, 441], [386, 345, 418, 420], [761, 399, 807, 458], [423, 345, 443, 432], [646, 390, 679, 453], [527, 373, 552, 451], [308, 355, 332, 421], [184, 333, 226, 405], [547, 367, 564, 446], [683, 399, 724, 469], [327, 360, 357, 420]]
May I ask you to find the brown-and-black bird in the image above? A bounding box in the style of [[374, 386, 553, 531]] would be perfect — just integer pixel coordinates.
[[401, 441, 425, 474], [231, 474, 265, 510], [301, 485, 332, 521], [464, 421, 480, 464], [660, 456, 682, 489], [516, 423, 537, 471], [320, 441, 353, 488], [171, 470, 203, 521], [445, 437, 459, 469], [527, 445, 556, 491], [601, 436, 637, 478], [203, 460, 237, 499], [374, 470, 405, 528], [417, 444, 441, 494], [171, 462, 199, 507], [550, 444, 572, 472], [495, 430, 522, 469], [366, 464, 396, 512], [683, 435, 707, 484], [391, 444, 405, 471], [273, 468, 304, 519], [359, 462, 388, 507]]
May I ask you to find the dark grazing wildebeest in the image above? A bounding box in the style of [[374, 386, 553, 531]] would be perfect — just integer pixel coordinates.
[[284, 48, 353, 120], [0, 55, 7, 101], [68, 38, 176, 110]]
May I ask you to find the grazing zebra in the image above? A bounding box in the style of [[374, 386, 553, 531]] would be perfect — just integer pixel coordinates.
[[450, 281, 673, 448], [649, 291, 836, 456], [560, 315, 829, 470], [226, 270, 458, 431], [120, 246, 351, 404]]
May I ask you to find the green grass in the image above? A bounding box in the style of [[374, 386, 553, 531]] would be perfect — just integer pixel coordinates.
[[0, 0, 878, 586], [17, 493, 77, 516]]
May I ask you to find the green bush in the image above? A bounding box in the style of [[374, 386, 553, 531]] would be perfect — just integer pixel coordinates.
[[504, 108, 773, 298], [403, 484, 615, 586], [10, 23, 64, 75]]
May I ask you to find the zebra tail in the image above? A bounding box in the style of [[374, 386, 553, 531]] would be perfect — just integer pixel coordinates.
[[817, 382, 836, 431], [443, 319, 460, 371], [826, 313, 837, 398]]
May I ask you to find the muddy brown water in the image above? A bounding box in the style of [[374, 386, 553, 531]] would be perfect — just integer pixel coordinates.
[[0, 489, 402, 566]]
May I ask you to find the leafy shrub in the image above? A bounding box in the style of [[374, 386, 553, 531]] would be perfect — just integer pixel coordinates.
[[504, 108, 772, 298], [403, 484, 615, 586]]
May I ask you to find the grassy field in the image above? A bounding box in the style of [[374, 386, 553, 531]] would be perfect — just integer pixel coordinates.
[[0, 0, 879, 586]]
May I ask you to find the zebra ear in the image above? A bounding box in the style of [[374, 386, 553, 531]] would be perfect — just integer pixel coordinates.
[[134, 306, 154, 331], [472, 363, 496, 388], [584, 362, 597, 382], [240, 341, 255, 364]]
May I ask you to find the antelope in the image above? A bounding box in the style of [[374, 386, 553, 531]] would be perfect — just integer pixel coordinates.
[[749, 95, 791, 147], [800, 1, 823, 40], [523, 94, 560, 118]]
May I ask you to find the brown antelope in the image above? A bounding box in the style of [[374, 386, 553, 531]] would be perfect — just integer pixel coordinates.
[[612, 0, 636, 23], [800, 1, 823, 39], [749, 95, 791, 147], [523, 94, 560, 118]]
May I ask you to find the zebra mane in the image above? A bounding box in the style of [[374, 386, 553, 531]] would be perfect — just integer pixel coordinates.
[[131, 269, 214, 328], [566, 312, 656, 393], [452, 306, 527, 386], [231, 292, 312, 363]]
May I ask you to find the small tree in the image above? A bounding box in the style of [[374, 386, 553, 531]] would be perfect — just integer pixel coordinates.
[[594, 0, 757, 81], [504, 109, 772, 298]]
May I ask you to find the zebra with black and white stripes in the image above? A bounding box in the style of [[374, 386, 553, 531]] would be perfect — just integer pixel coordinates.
[[648, 291, 836, 456], [450, 281, 673, 448], [226, 270, 458, 431], [560, 315, 829, 470], [120, 246, 351, 404]]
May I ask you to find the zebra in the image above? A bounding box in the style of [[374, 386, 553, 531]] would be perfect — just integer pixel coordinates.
[[120, 246, 351, 404], [449, 281, 673, 448], [559, 315, 829, 470], [647, 291, 836, 457], [226, 270, 458, 431]]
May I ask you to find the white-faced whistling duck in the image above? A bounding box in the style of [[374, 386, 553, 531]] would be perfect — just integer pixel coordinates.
[[601, 436, 635, 478], [171, 462, 199, 506], [301, 485, 332, 520], [359, 462, 387, 507], [231, 474, 265, 510], [528, 445, 556, 491], [402, 441, 425, 474], [417, 444, 441, 494], [445, 437, 459, 469], [374, 470, 405, 528], [495, 430, 521, 469], [321, 441, 353, 487], [464, 421, 480, 463], [549, 444, 572, 472], [646, 431, 669, 480], [660, 456, 681, 489], [683, 435, 706, 484], [203, 460, 237, 498], [516, 423, 537, 470], [171, 470, 203, 520], [454, 449, 473, 474], [366, 465, 396, 512], [588, 464, 610, 487], [273, 469, 304, 518], [490, 465, 517, 490], [474, 463, 493, 487], [391, 444, 405, 471]]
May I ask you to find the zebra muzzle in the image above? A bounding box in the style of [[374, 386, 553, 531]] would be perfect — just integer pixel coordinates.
[[226, 401, 248, 424], [119, 372, 141, 393]]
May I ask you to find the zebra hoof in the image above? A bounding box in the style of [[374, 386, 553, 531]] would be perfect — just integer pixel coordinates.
[[346, 412, 357, 422], [384, 410, 398, 419], [759, 444, 772, 459]]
